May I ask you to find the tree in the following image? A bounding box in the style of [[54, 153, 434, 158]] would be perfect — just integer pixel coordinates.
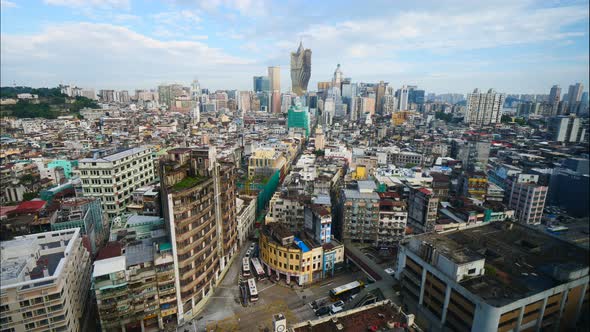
[[19, 174, 36, 184], [23, 192, 39, 201]]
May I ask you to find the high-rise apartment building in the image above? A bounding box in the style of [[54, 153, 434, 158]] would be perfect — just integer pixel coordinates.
[[99, 89, 115, 103], [375, 81, 387, 115], [268, 66, 281, 113], [567, 82, 584, 106], [290, 42, 312, 96], [465, 88, 506, 126], [160, 147, 238, 323], [341, 181, 380, 244], [549, 85, 561, 105], [158, 84, 185, 107], [79, 147, 156, 219], [397, 86, 410, 112], [0, 229, 91, 332], [508, 174, 547, 225], [395, 222, 589, 332], [549, 115, 581, 143], [407, 187, 439, 233]]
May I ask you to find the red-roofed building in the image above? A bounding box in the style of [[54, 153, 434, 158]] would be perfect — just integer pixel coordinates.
[[0, 206, 18, 220], [13, 200, 47, 214]]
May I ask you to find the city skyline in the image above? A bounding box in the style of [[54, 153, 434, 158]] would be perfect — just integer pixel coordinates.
[[1, 0, 589, 93]]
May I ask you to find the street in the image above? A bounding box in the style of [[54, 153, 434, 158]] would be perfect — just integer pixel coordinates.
[[179, 242, 366, 332]]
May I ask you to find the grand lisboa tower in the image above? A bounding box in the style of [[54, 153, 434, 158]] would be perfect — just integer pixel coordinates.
[[290, 41, 312, 96]]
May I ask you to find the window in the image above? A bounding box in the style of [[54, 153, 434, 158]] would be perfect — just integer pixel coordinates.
[[468, 268, 476, 274]]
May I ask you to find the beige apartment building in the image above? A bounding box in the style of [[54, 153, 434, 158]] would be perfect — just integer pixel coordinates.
[[160, 147, 238, 324], [0, 228, 91, 332], [78, 147, 155, 219]]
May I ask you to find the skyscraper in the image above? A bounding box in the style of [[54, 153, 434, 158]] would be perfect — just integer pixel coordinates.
[[290, 42, 311, 96], [396, 86, 410, 112], [567, 82, 584, 106], [268, 66, 281, 113], [332, 64, 343, 94], [375, 81, 387, 115], [549, 85, 561, 104], [191, 79, 201, 100], [464, 88, 506, 126], [253, 76, 269, 93]]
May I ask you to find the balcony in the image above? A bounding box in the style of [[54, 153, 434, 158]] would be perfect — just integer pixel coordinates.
[[176, 207, 213, 231], [159, 295, 176, 303]]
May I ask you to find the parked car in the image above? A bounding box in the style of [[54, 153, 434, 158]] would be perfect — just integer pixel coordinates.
[[384, 268, 395, 276], [330, 300, 344, 313], [250, 243, 256, 250], [315, 306, 330, 316], [330, 306, 343, 315]]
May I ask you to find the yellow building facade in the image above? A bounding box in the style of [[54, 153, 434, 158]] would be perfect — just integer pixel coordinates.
[[259, 223, 343, 286]]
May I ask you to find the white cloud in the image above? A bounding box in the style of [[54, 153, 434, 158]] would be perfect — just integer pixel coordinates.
[[300, 4, 588, 54], [1, 0, 17, 8], [217, 30, 245, 40], [112, 13, 141, 24], [43, 0, 129, 9], [150, 9, 202, 36], [182, 0, 268, 17], [0, 22, 254, 89], [1, 1, 588, 93]]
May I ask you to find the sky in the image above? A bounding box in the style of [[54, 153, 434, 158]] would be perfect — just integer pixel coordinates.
[[1, 0, 589, 94]]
